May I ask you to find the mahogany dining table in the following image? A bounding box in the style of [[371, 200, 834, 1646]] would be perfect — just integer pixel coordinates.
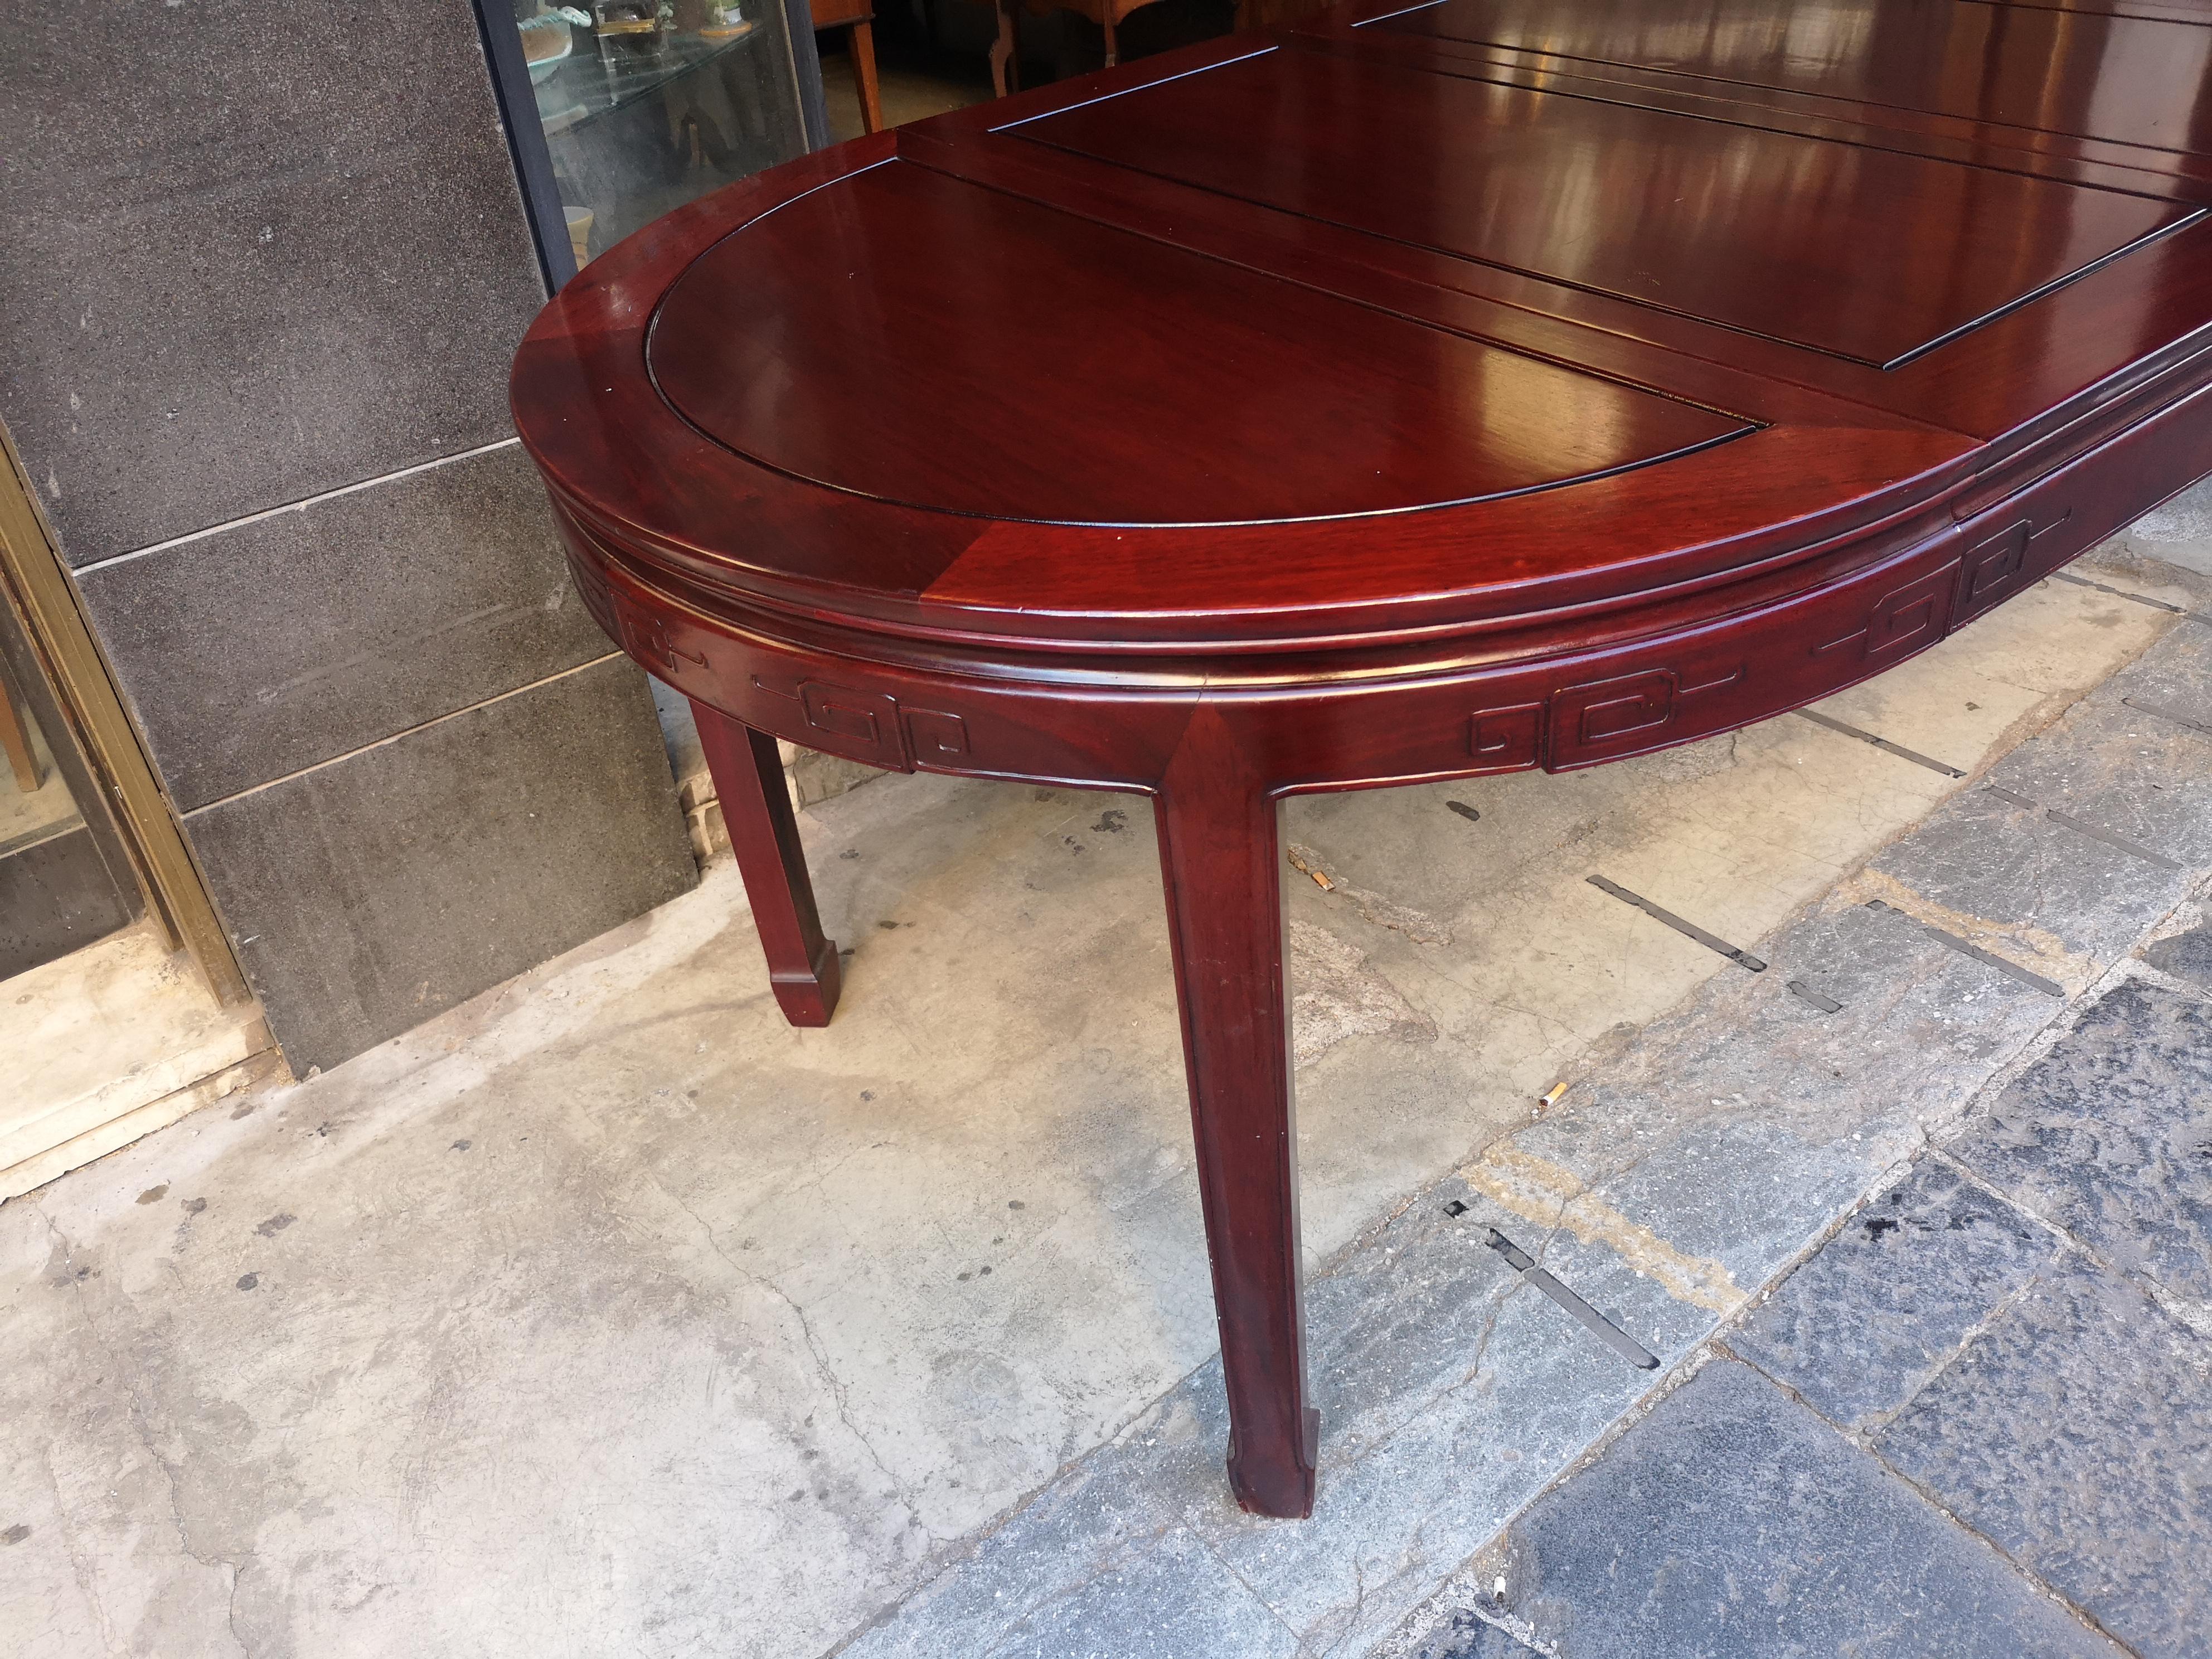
[[512, 0, 2212, 1519]]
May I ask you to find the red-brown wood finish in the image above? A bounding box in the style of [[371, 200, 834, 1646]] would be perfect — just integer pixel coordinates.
[[511, 0, 2212, 1519], [1155, 711, 1318, 1515], [693, 702, 844, 1025]]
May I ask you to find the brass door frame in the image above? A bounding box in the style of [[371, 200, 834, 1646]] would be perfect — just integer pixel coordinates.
[[0, 421, 251, 1006]]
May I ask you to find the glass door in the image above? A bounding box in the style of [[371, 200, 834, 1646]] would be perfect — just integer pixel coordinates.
[[0, 607, 135, 980], [478, 0, 828, 288], [1, 429, 269, 1200]]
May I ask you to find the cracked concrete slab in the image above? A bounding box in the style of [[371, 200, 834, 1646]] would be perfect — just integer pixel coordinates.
[[1288, 918, 1438, 1065]]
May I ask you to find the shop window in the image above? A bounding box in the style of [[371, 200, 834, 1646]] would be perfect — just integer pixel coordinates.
[[476, 0, 828, 288]]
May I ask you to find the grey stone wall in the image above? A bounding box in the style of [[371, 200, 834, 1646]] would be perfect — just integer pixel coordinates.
[[0, 0, 695, 1071]]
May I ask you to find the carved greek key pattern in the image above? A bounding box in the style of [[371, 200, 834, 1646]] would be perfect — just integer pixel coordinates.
[[1470, 545, 1997, 776], [1958, 509, 2074, 620], [906, 709, 971, 759], [1469, 704, 1544, 768], [1565, 669, 1675, 746], [607, 590, 705, 677], [748, 673, 971, 772], [575, 545, 978, 774], [801, 683, 896, 748], [1474, 656, 1748, 774], [1814, 561, 1958, 663]]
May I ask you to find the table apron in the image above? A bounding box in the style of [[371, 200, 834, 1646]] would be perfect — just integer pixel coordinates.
[[561, 384, 2212, 796]]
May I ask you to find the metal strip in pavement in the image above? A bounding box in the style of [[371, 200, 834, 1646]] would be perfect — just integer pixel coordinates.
[[2123, 695, 2212, 738], [2051, 569, 2212, 624], [1589, 875, 1768, 972], [1864, 900, 2064, 997], [1473, 1221, 1661, 1370], [1983, 787, 2184, 871], [1787, 980, 1844, 1013], [1793, 709, 1966, 778]]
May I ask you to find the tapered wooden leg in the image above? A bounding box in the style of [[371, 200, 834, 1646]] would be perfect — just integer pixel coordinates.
[[1101, 10, 1118, 66], [989, 0, 1020, 98], [1153, 709, 1317, 1519], [847, 20, 885, 135], [692, 700, 842, 1027]]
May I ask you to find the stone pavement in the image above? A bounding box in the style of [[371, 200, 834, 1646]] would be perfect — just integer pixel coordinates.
[[1390, 974, 2212, 1657]]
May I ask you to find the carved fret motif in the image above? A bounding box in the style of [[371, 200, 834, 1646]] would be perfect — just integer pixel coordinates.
[[1957, 510, 2074, 620], [1469, 658, 1747, 773], [749, 673, 971, 770], [1813, 562, 1957, 663]]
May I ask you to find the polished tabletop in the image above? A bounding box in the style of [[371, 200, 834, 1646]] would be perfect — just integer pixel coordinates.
[[515, 0, 2212, 671], [511, 0, 2212, 1519]]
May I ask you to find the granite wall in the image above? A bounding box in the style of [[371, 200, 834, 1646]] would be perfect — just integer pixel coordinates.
[[0, 0, 696, 1070]]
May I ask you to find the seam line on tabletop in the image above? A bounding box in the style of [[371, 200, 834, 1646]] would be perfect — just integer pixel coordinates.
[[985, 45, 1279, 133], [1021, 41, 2209, 370], [895, 147, 1762, 429], [1293, 30, 2205, 209], [1367, 26, 2212, 161], [1350, 0, 1448, 25], [1012, 109, 2093, 376], [855, 144, 2000, 448], [1881, 212, 2208, 369], [1351, 31, 2212, 185]]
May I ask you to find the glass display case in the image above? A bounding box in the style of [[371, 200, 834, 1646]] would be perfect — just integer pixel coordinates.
[[478, 0, 827, 287]]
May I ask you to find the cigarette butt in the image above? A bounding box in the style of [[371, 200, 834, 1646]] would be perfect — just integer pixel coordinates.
[[1538, 1081, 1568, 1109], [1309, 870, 1334, 890]]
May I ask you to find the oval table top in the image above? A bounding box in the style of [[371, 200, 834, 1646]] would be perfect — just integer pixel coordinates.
[[512, 0, 2212, 680]]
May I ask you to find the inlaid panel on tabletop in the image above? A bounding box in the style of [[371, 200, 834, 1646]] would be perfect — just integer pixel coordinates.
[[647, 158, 1747, 527], [1013, 43, 2194, 368], [1373, 0, 2212, 154]]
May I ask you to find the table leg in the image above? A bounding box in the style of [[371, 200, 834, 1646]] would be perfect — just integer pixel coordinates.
[[989, 0, 1020, 98], [1153, 711, 1318, 1519], [693, 700, 842, 1027], [847, 20, 885, 135]]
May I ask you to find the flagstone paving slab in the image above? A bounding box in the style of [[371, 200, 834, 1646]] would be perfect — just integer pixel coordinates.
[[1875, 1251, 2212, 1659], [1730, 1157, 2060, 1430], [1948, 978, 2212, 1306], [1473, 1358, 2124, 1659]]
